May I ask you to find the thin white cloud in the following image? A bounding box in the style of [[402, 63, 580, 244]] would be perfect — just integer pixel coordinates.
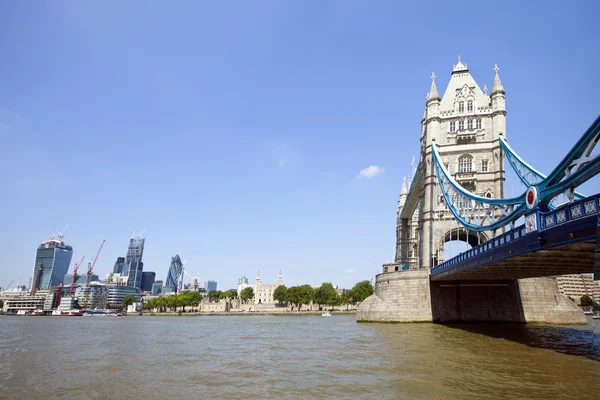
[[358, 165, 384, 179], [279, 157, 287, 167], [345, 269, 355, 274]]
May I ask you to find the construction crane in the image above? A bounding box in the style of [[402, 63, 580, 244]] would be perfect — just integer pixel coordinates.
[[87, 240, 106, 287], [84, 240, 105, 309], [30, 262, 44, 296], [53, 283, 64, 309], [58, 223, 68, 240], [69, 256, 85, 296]]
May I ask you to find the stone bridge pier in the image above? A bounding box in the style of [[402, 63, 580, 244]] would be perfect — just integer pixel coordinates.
[[357, 270, 586, 324]]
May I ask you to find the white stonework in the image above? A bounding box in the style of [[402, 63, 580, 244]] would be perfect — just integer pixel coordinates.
[[254, 272, 284, 304], [395, 57, 506, 270], [237, 272, 284, 304], [360, 58, 585, 325]]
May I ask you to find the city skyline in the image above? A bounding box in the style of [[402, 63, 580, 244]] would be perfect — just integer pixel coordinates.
[[1, 2, 600, 290]]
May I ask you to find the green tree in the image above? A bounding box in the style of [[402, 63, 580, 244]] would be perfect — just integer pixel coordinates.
[[340, 292, 351, 310], [222, 289, 238, 299], [580, 295, 594, 307], [165, 295, 177, 312], [189, 291, 202, 311], [314, 283, 339, 310], [273, 285, 287, 305], [0, 299, 3, 309], [350, 280, 374, 304], [593, 301, 600, 312], [122, 294, 136, 308], [207, 290, 222, 302], [286, 285, 314, 311], [240, 287, 254, 304]]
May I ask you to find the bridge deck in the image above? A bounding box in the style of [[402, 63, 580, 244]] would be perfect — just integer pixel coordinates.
[[431, 195, 599, 281]]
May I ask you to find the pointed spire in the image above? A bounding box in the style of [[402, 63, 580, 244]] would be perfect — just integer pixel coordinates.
[[427, 72, 440, 101], [401, 177, 407, 195], [483, 85, 488, 95], [492, 64, 505, 94]]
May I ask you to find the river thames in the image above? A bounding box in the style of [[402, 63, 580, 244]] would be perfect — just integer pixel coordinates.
[[0, 315, 598, 399]]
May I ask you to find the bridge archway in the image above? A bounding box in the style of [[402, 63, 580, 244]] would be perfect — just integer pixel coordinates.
[[437, 229, 489, 265]]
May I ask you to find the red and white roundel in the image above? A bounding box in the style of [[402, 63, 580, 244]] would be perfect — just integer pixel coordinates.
[[526, 186, 538, 209]]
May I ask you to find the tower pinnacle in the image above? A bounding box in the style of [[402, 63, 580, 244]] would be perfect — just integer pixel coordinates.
[[492, 64, 505, 94], [452, 55, 469, 73], [427, 72, 440, 101]]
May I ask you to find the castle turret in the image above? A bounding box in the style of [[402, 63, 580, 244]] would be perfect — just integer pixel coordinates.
[[491, 64, 506, 140]]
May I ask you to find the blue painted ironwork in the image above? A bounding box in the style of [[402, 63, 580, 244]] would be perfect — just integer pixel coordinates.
[[432, 114, 600, 232], [431, 194, 600, 280], [500, 135, 585, 207]]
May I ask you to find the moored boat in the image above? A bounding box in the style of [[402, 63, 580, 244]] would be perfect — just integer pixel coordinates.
[[16, 309, 45, 316], [52, 309, 83, 317]]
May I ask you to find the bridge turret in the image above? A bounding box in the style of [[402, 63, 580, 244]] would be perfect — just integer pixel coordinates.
[[425, 72, 441, 144], [491, 64, 506, 140]]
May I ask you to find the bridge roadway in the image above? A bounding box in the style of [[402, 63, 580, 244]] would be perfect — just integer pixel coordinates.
[[430, 194, 598, 281]]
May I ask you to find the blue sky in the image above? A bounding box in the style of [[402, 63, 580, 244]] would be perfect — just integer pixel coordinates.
[[1, 1, 599, 290]]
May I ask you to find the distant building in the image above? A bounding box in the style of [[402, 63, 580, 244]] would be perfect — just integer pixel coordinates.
[[75, 284, 109, 310], [105, 273, 128, 285], [113, 257, 125, 274], [162, 286, 176, 294], [30, 237, 74, 292], [125, 236, 145, 265], [151, 280, 163, 296], [2, 296, 46, 313], [105, 285, 141, 309], [254, 272, 283, 304], [126, 261, 144, 289], [236, 272, 283, 304], [63, 273, 99, 285], [141, 272, 156, 292], [204, 281, 217, 292], [165, 255, 183, 292], [189, 277, 201, 291], [556, 274, 600, 304], [237, 275, 252, 297]]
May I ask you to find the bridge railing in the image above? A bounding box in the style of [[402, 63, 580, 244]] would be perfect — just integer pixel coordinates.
[[538, 195, 599, 231], [430, 194, 600, 276]]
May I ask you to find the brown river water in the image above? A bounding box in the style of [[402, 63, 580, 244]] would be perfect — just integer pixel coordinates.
[[0, 314, 598, 399]]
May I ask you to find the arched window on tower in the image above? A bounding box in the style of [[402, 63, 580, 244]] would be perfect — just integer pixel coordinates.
[[458, 155, 473, 173], [477, 119, 482, 129], [458, 120, 464, 130], [467, 100, 473, 112], [458, 101, 464, 113], [467, 119, 473, 129]]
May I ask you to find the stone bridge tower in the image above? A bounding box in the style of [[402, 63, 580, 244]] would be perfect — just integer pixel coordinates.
[[399, 57, 507, 270], [359, 58, 584, 324]]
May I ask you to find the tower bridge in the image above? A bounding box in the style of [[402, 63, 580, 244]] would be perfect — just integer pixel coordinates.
[[357, 57, 600, 324]]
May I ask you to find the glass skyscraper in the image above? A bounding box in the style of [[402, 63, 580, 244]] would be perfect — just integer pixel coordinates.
[[123, 237, 145, 289], [126, 261, 144, 289], [141, 271, 156, 292], [113, 257, 125, 274], [205, 280, 217, 292], [31, 238, 73, 291], [165, 255, 183, 292]]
